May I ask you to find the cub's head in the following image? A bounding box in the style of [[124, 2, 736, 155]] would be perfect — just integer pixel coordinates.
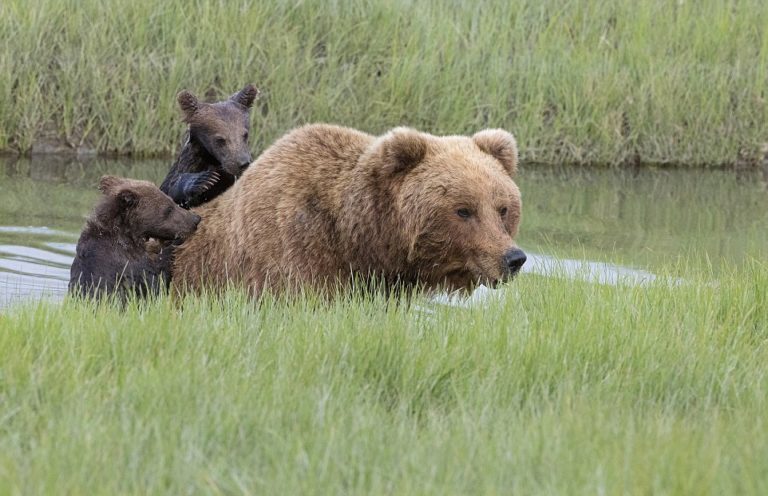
[[97, 176, 201, 242], [371, 127, 525, 291], [177, 84, 260, 177]]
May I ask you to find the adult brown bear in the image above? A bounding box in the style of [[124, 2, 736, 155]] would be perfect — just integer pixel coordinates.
[[172, 124, 526, 297]]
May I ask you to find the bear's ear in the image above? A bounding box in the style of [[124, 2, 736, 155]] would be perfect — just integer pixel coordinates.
[[379, 127, 429, 176], [177, 90, 199, 119], [472, 129, 518, 177], [230, 84, 260, 109], [117, 189, 138, 209], [98, 175, 125, 195]]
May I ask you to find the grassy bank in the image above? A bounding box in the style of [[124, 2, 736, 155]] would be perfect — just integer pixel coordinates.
[[1, 263, 767, 493], [1, 0, 767, 166]]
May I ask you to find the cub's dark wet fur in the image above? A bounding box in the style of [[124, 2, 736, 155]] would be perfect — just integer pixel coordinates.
[[69, 176, 201, 301], [160, 84, 259, 208]]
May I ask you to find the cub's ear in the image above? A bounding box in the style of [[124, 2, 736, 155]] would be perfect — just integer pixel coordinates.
[[379, 127, 429, 176], [98, 175, 125, 195], [230, 84, 260, 108], [472, 129, 518, 177], [117, 189, 138, 209], [177, 90, 199, 119]]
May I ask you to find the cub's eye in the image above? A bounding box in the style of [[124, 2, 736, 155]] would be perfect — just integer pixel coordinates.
[[164, 206, 173, 218], [215, 137, 227, 147], [243, 132, 249, 141], [499, 207, 508, 217], [456, 208, 472, 219]]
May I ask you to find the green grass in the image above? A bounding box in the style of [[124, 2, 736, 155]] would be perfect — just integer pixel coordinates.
[[1, 0, 767, 165], [1, 262, 767, 494]]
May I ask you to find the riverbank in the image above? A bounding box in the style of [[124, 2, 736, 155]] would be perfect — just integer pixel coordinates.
[[1, 0, 767, 166]]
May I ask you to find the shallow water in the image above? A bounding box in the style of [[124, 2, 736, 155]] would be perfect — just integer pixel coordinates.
[[0, 156, 766, 308]]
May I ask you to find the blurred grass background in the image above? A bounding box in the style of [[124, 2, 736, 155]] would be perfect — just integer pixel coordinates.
[[1, 0, 766, 166]]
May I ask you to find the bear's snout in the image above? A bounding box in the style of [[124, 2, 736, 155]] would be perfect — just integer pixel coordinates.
[[221, 154, 252, 178], [502, 248, 526, 275], [236, 154, 252, 175]]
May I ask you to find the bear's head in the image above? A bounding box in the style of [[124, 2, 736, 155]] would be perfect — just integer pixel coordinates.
[[97, 176, 201, 242], [370, 128, 526, 291], [177, 84, 260, 177]]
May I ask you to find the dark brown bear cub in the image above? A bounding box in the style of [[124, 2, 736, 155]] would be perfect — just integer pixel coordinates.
[[160, 84, 259, 208], [69, 176, 201, 300]]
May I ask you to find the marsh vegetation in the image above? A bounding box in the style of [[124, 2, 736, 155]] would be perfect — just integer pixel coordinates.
[[1, 0, 767, 165]]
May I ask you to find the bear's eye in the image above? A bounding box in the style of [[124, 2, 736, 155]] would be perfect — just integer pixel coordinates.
[[215, 137, 227, 147], [456, 208, 472, 219], [243, 132, 249, 142], [499, 207, 508, 217], [164, 206, 173, 218]]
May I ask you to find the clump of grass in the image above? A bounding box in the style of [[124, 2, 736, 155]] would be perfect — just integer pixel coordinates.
[[1, 0, 766, 165], [1, 261, 767, 493]]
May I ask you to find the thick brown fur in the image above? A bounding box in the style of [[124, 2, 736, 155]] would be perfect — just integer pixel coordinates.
[[69, 176, 201, 300], [172, 124, 525, 297], [160, 84, 260, 208]]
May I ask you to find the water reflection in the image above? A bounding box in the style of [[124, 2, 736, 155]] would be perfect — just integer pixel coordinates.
[[516, 165, 768, 270], [0, 157, 765, 308], [431, 252, 675, 308], [0, 236, 74, 307]]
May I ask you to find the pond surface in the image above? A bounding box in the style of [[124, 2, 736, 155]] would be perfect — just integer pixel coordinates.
[[0, 156, 766, 308]]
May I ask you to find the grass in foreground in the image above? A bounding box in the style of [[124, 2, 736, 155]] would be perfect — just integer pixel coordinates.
[[1, 262, 767, 494], [1, 0, 767, 165]]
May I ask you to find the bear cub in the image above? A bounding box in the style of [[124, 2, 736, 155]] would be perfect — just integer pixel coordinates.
[[69, 175, 201, 300], [160, 84, 260, 208]]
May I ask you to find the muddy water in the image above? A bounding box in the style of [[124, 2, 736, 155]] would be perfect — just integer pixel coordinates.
[[0, 156, 766, 308]]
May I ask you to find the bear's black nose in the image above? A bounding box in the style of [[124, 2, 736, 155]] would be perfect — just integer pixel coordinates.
[[238, 152, 252, 168], [502, 248, 527, 273]]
